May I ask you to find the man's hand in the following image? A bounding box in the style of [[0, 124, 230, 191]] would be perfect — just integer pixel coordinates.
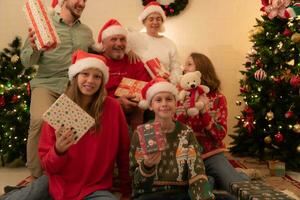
[[55, 126, 76, 155], [118, 94, 138, 113]]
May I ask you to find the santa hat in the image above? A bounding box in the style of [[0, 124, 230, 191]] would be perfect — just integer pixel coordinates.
[[68, 50, 109, 84], [138, 1, 166, 23], [139, 78, 178, 109], [50, 0, 64, 14], [285, 3, 300, 18], [92, 19, 127, 52]]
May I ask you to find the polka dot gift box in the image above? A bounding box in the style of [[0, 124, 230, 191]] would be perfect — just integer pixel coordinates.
[[42, 94, 95, 143]]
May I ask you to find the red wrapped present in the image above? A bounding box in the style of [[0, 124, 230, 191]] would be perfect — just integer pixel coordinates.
[[137, 122, 167, 155], [145, 58, 170, 79], [114, 77, 147, 102], [23, 0, 60, 51]]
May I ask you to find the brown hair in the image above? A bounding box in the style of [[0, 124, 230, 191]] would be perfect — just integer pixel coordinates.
[[65, 73, 107, 131], [190, 52, 221, 92]]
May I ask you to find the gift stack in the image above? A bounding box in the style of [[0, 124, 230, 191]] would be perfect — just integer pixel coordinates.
[[144, 58, 170, 80], [114, 77, 148, 102], [23, 0, 60, 50], [230, 181, 295, 200], [42, 94, 95, 143], [137, 122, 167, 155], [268, 160, 285, 177]]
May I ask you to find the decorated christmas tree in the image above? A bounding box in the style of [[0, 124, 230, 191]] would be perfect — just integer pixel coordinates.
[[0, 37, 35, 166], [230, 0, 300, 170]]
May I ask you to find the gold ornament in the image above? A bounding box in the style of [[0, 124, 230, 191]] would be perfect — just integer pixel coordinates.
[[297, 145, 300, 153], [265, 111, 274, 121], [10, 55, 19, 63], [293, 123, 300, 134], [291, 33, 300, 43], [264, 136, 272, 144]]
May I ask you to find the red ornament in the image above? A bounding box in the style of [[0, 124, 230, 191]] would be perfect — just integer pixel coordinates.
[[285, 110, 294, 118], [272, 76, 282, 84], [0, 96, 5, 107], [11, 95, 19, 103], [26, 82, 31, 96], [290, 75, 300, 87], [254, 69, 267, 81], [255, 59, 263, 67], [170, 8, 174, 13], [240, 86, 248, 93], [283, 28, 292, 37], [274, 132, 284, 143]]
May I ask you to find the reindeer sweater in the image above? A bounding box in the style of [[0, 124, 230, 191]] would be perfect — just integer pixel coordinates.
[[129, 121, 214, 200]]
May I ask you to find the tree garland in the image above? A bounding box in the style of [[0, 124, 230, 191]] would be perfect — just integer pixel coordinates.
[[142, 0, 188, 17]]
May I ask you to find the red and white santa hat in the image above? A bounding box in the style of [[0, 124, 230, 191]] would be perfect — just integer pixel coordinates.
[[50, 0, 64, 13], [68, 50, 109, 84], [139, 78, 178, 109], [138, 1, 166, 23], [93, 19, 127, 52]]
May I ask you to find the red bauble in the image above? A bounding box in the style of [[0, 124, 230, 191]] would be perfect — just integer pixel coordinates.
[[290, 75, 300, 87], [0, 96, 5, 107], [274, 132, 284, 143], [254, 69, 267, 81], [285, 110, 294, 118], [11, 95, 19, 103], [255, 59, 263, 68], [26, 82, 31, 96], [273, 76, 282, 84], [283, 28, 292, 37], [240, 87, 248, 93]]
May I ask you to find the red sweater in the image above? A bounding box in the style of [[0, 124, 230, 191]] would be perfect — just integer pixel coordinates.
[[38, 97, 131, 200], [105, 55, 151, 97], [175, 91, 227, 159]]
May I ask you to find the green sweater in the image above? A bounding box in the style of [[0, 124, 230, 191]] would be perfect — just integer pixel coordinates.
[[130, 121, 214, 199]]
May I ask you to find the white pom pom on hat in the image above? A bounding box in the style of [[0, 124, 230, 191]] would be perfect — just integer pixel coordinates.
[[138, 1, 167, 23], [139, 77, 178, 109], [68, 50, 109, 84]]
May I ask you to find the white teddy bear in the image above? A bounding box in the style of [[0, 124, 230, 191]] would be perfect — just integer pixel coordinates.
[[179, 71, 210, 116]]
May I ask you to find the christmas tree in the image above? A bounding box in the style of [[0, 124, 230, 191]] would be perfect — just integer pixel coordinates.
[[0, 37, 35, 166], [230, 0, 300, 170]]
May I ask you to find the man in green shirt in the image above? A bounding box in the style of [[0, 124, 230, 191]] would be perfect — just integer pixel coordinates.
[[20, 0, 94, 183]]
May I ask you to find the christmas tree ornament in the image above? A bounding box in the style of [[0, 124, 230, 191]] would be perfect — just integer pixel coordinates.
[[264, 136, 272, 144], [291, 32, 300, 43], [255, 59, 263, 68], [236, 100, 242, 106], [0, 96, 5, 107], [254, 69, 267, 81], [283, 28, 293, 36], [10, 55, 19, 63], [285, 110, 294, 118], [274, 132, 284, 143], [284, 3, 300, 18], [297, 145, 300, 153], [0, 84, 4, 94], [290, 75, 300, 87], [261, 0, 291, 19], [272, 76, 282, 84], [265, 111, 274, 121], [293, 123, 300, 133], [26, 83, 31, 96], [11, 95, 19, 103]]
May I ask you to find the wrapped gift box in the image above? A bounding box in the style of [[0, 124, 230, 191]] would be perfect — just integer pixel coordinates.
[[144, 58, 170, 79], [230, 181, 295, 200], [42, 94, 95, 143], [23, 0, 60, 51], [114, 77, 147, 102], [268, 160, 285, 177], [137, 122, 167, 155]]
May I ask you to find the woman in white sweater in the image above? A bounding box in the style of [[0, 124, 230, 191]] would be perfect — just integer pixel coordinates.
[[136, 1, 182, 84]]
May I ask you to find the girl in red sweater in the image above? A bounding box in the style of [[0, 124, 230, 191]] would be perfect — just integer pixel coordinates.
[[175, 53, 249, 198], [1, 50, 131, 200]]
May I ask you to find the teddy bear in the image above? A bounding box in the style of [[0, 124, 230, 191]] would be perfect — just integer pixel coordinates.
[[179, 71, 210, 116]]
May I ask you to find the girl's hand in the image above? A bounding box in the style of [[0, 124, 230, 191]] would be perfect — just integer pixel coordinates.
[[55, 125, 76, 155], [144, 151, 161, 168]]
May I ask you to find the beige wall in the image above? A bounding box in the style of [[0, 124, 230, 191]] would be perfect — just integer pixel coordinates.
[[0, 0, 261, 145]]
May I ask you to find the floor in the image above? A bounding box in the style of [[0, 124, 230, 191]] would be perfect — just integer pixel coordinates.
[[0, 167, 29, 195]]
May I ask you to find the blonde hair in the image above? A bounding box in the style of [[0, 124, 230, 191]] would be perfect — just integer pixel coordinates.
[[190, 52, 221, 92], [65, 74, 107, 131]]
